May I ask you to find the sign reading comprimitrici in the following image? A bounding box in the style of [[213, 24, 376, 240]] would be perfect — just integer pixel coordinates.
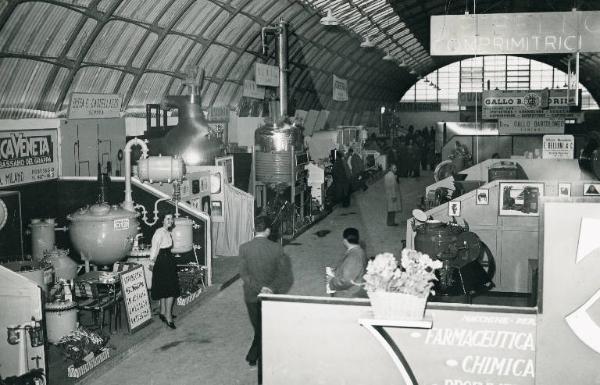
[[0, 130, 58, 187], [68, 93, 122, 119]]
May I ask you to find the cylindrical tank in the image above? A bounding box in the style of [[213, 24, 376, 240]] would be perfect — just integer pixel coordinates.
[[45, 301, 78, 344], [255, 123, 304, 185], [44, 248, 79, 280], [137, 155, 185, 182], [67, 203, 139, 266], [414, 220, 461, 261], [171, 217, 193, 254], [29, 218, 56, 261]]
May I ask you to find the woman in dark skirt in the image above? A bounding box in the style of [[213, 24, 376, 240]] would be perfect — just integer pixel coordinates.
[[149, 214, 180, 329]]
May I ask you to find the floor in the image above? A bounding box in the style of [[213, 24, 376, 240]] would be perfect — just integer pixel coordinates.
[[73, 171, 528, 385]]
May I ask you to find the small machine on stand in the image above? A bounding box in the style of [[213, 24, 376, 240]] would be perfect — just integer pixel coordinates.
[[411, 209, 495, 300]]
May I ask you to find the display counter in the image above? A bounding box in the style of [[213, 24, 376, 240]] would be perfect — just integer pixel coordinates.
[[261, 201, 600, 384]]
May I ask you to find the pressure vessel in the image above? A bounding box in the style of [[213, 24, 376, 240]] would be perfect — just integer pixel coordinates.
[[137, 155, 185, 182], [29, 218, 56, 261], [171, 217, 193, 254]]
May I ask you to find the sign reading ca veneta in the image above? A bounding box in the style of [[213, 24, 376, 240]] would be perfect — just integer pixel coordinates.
[[431, 11, 600, 55]]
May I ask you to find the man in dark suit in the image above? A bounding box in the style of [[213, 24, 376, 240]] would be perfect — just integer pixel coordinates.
[[239, 216, 291, 369], [328, 228, 368, 298]]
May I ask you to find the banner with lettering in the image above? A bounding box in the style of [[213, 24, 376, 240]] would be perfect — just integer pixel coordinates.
[[0, 129, 58, 187], [332, 75, 348, 102], [482, 89, 576, 120], [255, 63, 279, 87], [431, 11, 600, 55], [68, 93, 122, 119], [243, 79, 266, 100]]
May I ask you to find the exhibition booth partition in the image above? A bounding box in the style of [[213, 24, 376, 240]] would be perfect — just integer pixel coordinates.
[[261, 200, 600, 385]]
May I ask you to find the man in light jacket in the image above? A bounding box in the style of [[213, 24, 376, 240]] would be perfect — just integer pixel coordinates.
[[384, 163, 403, 226]]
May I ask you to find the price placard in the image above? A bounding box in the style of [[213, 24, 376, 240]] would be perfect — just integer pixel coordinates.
[[120, 265, 152, 333]]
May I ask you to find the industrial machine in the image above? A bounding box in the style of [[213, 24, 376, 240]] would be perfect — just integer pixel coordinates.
[[253, 19, 311, 237], [411, 210, 494, 297]]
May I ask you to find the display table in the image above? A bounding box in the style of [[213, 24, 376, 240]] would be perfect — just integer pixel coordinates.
[[358, 314, 433, 385]]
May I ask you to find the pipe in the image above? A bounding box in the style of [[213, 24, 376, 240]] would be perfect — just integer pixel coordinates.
[[123, 138, 149, 212], [277, 19, 288, 118]]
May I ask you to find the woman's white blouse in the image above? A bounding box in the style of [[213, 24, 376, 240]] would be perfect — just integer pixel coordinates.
[[149, 227, 172, 261]]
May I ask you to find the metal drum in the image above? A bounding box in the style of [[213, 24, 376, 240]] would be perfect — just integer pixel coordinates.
[[171, 217, 193, 253], [45, 301, 78, 344], [255, 123, 304, 185], [29, 218, 56, 261], [68, 203, 139, 266], [137, 155, 185, 182]]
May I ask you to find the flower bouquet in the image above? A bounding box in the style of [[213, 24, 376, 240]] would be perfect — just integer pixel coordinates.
[[363, 249, 442, 320]]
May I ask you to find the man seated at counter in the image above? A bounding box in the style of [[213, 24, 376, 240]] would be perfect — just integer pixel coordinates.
[[327, 228, 368, 298]]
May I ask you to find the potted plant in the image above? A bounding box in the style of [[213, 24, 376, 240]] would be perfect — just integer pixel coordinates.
[[363, 249, 442, 320]]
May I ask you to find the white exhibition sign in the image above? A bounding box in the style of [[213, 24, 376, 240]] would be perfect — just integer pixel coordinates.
[[498, 118, 565, 135], [242, 79, 266, 99], [68, 93, 122, 119], [120, 266, 152, 332], [332, 75, 348, 102], [0, 129, 58, 187], [255, 63, 279, 87], [482, 89, 576, 120], [542, 135, 574, 159], [431, 11, 600, 55]]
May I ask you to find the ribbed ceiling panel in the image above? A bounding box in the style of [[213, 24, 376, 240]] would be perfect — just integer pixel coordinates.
[[40, 67, 70, 112], [214, 81, 239, 106], [202, 9, 231, 40], [69, 67, 124, 94], [131, 33, 159, 69], [202, 82, 219, 108], [0, 59, 53, 109], [172, 0, 220, 34], [214, 51, 238, 79], [97, 0, 121, 13], [129, 73, 173, 108], [66, 18, 97, 60], [179, 43, 205, 73], [115, 0, 170, 24], [148, 35, 194, 71], [85, 21, 149, 66], [229, 52, 255, 81], [158, 1, 191, 27], [198, 45, 231, 78], [216, 13, 254, 46]]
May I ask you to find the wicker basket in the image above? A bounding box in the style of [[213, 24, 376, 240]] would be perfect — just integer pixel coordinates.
[[367, 291, 427, 320]]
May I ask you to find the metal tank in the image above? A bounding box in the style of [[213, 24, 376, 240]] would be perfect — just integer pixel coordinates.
[[171, 217, 194, 254], [67, 203, 139, 266], [137, 155, 185, 182], [254, 122, 304, 185], [29, 218, 56, 261], [151, 72, 224, 166]]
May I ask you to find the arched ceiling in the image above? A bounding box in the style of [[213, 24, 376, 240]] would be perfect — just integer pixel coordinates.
[[0, 0, 599, 121]]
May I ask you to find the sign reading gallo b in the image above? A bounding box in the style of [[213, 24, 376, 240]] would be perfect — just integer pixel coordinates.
[[483, 89, 576, 120]]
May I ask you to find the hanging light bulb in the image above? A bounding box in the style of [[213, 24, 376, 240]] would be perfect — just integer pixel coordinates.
[[424, 78, 430, 84], [398, 59, 408, 68], [360, 36, 376, 48], [320, 9, 339, 26], [382, 49, 395, 61], [409, 68, 416, 75]]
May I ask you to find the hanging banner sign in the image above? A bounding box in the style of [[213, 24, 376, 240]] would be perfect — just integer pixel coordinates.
[[431, 11, 600, 55], [482, 90, 577, 120], [332, 75, 348, 102], [242, 79, 266, 100], [68, 93, 122, 119], [498, 118, 565, 135], [255, 63, 279, 87], [0, 129, 58, 187], [543, 135, 574, 159]]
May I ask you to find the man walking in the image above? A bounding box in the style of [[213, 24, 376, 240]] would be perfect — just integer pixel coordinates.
[[239, 216, 291, 369], [384, 164, 403, 226]]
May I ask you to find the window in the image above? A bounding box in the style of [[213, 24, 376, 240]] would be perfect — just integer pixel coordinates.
[[400, 55, 598, 111]]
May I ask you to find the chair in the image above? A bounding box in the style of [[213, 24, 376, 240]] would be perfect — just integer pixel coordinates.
[[76, 281, 121, 334]]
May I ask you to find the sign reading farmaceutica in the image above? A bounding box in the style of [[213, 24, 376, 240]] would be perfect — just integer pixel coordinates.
[[431, 11, 600, 55], [68, 93, 122, 119], [0, 129, 58, 187]]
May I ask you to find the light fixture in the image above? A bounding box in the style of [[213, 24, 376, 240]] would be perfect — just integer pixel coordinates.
[[320, 9, 339, 26], [408, 68, 416, 75], [382, 50, 395, 61], [360, 36, 376, 48], [424, 78, 430, 84], [398, 60, 408, 68], [416, 74, 423, 80]]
